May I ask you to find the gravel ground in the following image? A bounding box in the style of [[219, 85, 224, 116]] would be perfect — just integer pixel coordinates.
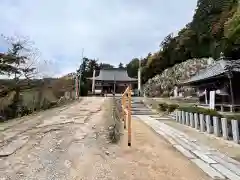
[[0, 97, 104, 180], [0, 97, 210, 180]]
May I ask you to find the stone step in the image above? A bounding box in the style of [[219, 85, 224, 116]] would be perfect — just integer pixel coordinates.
[[132, 112, 156, 115]]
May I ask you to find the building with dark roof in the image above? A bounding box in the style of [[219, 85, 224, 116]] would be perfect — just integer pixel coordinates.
[[89, 68, 138, 94], [180, 57, 240, 112]]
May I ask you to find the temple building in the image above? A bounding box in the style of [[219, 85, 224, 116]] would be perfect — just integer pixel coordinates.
[[90, 68, 138, 94], [180, 56, 240, 112]]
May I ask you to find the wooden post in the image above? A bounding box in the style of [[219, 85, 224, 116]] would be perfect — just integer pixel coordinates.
[[121, 96, 124, 121], [124, 95, 127, 128], [92, 69, 96, 94], [75, 75, 79, 99], [121, 86, 132, 146], [128, 86, 132, 146]]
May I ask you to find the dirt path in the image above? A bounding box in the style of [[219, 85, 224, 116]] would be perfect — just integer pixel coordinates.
[[101, 118, 211, 180], [0, 97, 105, 180], [0, 97, 210, 180]]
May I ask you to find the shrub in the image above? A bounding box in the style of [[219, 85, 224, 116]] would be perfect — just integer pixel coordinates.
[[20, 106, 30, 116], [158, 103, 168, 111], [178, 106, 222, 118], [225, 114, 240, 121], [167, 104, 179, 113], [203, 109, 222, 117], [79, 84, 88, 96]]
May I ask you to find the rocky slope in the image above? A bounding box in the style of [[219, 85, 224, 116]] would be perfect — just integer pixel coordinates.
[[143, 58, 214, 97]]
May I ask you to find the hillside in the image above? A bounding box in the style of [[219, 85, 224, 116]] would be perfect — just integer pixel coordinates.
[[127, 0, 239, 84], [0, 76, 75, 120], [143, 58, 212, 97]]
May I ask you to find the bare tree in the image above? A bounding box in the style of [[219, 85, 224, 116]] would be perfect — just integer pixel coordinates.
[[0, 35, 46, 117]]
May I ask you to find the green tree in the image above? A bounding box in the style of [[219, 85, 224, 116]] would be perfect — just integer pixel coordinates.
[[126, 58, 139, 78], [98, 63, 114, 69], [131, 0, 239, 84], [224, 6, 240, 58], [118, 62, 124, 69], [76, 57, 115, 96], [0, 53, 19, 75]]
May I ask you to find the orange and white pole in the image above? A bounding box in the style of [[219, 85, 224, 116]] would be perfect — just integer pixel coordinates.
[[121, 86, 132, 146], [127, 86, 132, 146]]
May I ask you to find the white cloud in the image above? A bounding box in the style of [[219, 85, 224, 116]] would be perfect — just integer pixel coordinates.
[[0, 0, 197, 77]]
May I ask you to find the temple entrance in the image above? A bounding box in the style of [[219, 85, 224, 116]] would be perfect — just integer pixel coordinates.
[[90, 68, 138, 95], [102, 83, 127, 94], [116, 85, 127, 94], [102, 84, 114, 93]]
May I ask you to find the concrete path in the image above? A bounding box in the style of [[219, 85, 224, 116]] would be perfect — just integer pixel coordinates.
[[130, 98, 240, 180], [135, 115, 240, 180]]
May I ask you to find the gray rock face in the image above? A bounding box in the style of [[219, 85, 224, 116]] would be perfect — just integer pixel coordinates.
[[143, 58, 211, 97]]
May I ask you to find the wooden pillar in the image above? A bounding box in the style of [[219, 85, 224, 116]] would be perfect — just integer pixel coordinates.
[[121, 96, 124, 119], [92, 69, 96, 94], [128, 86, 132, 146], [229, 77, 235, 112], [205, 89, 208, 105], [122, 95, 126, 129], [75, 75, 79, 99]]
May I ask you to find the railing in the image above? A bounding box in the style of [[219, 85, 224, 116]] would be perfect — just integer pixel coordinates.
[[175, 110, 240, 144], [121, 86, 132, 146]]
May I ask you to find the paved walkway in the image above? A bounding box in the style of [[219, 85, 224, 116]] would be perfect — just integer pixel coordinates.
[[164, 118, 240, 161], [130, 98, 240, 180], [135, 115, 240, 180]]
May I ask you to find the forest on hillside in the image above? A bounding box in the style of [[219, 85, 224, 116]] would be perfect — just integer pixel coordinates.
[[126, 0, 240, 84]]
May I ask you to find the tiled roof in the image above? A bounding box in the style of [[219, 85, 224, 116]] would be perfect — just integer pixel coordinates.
[[93, 69, 137, 81], [181, 59, 240, 84]]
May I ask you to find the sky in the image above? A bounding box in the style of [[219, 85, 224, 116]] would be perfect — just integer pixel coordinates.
[[0, 0, 198, 77]]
